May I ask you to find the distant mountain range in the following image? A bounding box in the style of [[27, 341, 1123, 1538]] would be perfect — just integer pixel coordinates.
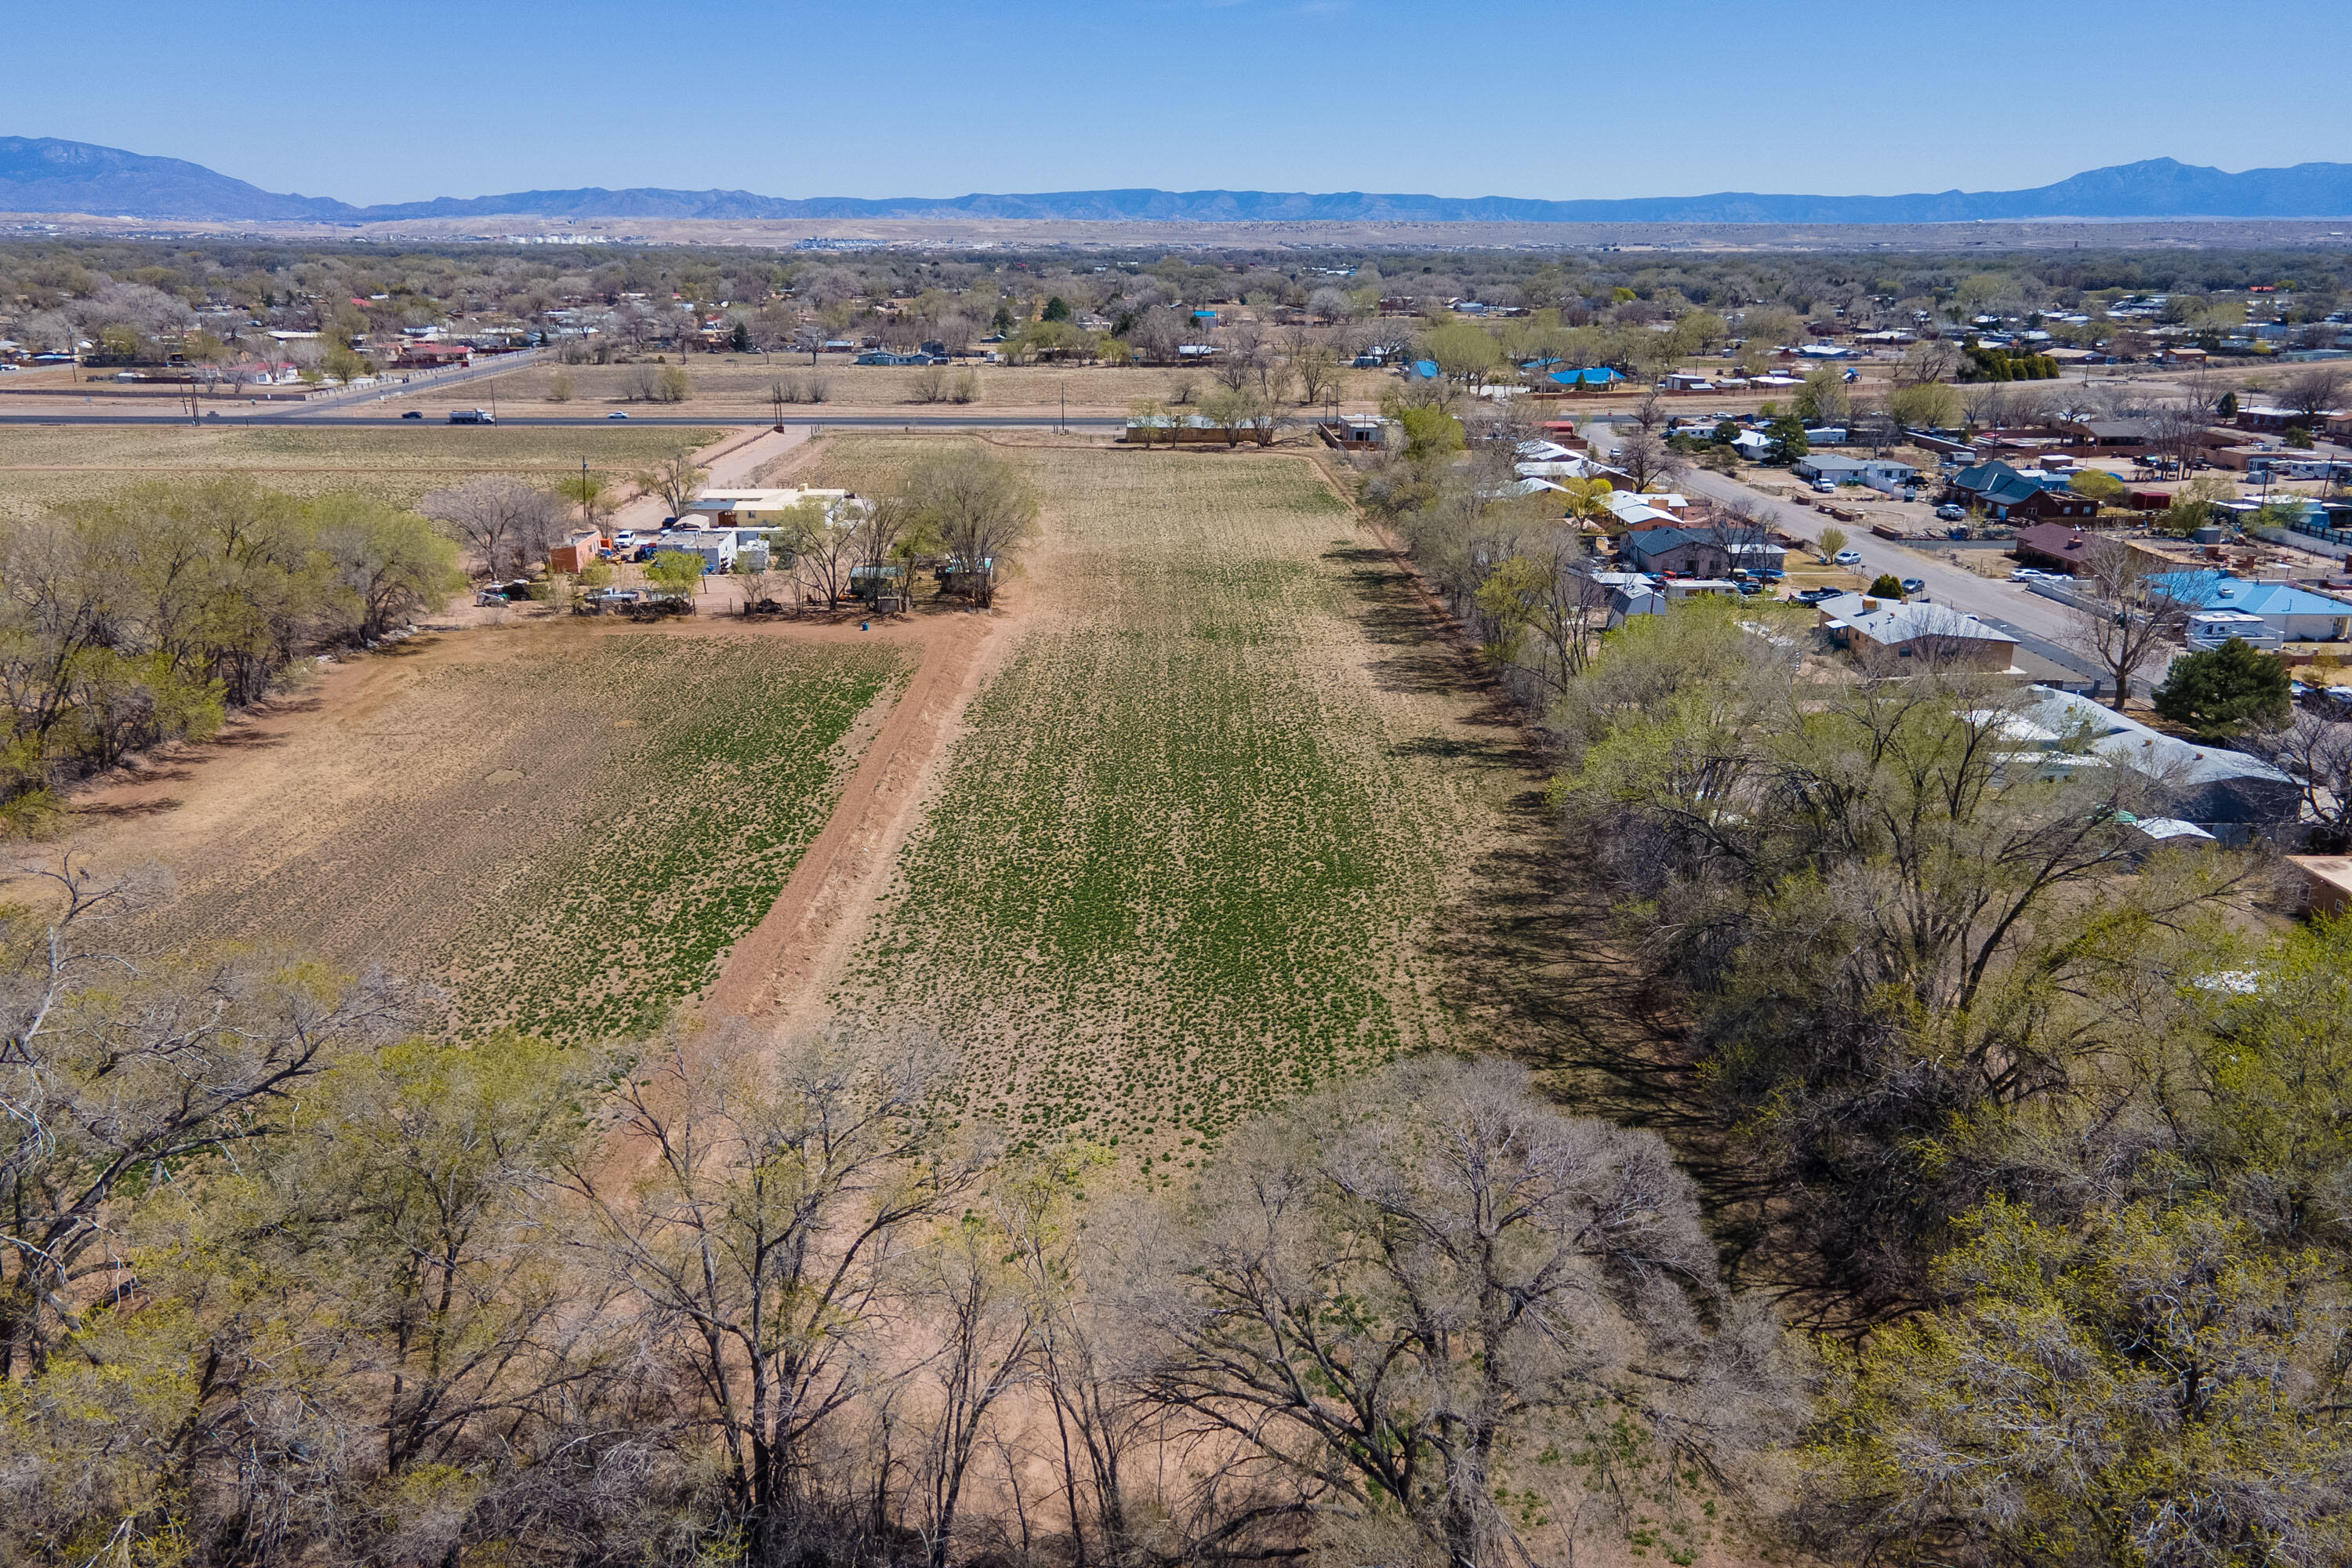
[[5, 137, 2352, 226]]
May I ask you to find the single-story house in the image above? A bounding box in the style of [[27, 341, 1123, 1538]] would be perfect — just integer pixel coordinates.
[[2148, 571, 2352, 641], [2064, 418, 2151, 450], [2005, 686, 2299, 836], [2011, 523, 2100, 573], [684, 488, 858, 529], [1947, 459, 2099, 522], [1620, 528, 1730, 577], [1814, 592, 2020, 671], [2236, 404, 2343, 434], [2288, 855, 2352, 918], [547, 530, 605, 574], [1547, 367, 1627, 389], [1796, 454, 1919, 487]]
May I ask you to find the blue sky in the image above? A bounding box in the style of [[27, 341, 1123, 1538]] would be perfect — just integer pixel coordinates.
[[16, 0, 2350, 205]]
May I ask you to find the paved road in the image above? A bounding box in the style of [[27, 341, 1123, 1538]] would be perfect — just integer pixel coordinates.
[[285, 348, 552, 418], [1581, 414, 2108, 684], [0, 410, 1125, 430]]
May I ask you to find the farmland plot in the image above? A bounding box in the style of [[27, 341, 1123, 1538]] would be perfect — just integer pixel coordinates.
[[61, 629, 909, 1038], [0, 424, 721, 517], [829, 441, 1532, 1175]]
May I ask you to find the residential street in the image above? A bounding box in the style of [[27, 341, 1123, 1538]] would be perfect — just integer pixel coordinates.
[[1582, 415, 2112, 685]]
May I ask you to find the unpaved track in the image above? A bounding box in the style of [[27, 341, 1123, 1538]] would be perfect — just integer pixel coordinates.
[[702, 607, 1006, 1029]]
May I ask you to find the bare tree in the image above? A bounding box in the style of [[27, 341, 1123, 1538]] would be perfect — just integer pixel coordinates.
[[633, 447, 710, 518], [1613, 429, 1688, 493], [2146, 401, 2210, 477], [1211, 321, 1268, 393], [2281, 364, 2350, 423], [902, 451, 1039, 609], [2068, 536, 2190, 706], [1120, 1057, 1786, 1568], [419, 475, 569, 579], [557, 1027, 983, 1566], [2245, 710, 2352, 850]]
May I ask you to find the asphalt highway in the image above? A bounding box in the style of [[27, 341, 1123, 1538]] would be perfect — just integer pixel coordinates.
[[0, 410, 1124, 430]]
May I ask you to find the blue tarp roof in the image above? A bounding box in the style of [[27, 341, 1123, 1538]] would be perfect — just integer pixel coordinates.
[[1548, 367, 1626, 386]]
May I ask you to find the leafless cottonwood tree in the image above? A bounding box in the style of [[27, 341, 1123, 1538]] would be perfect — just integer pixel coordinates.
[[0, 860, 419, 1379], [901, 451, 1040, 609], [633, 447, 709, 518], [1613, 428, 1688, 493], [419, 474, 568, 579], [558, 1027, 986, 1566], [1118, 1057, 1791, 1568], [2246, 709, 2352, 848], [2069, 536, 2190, 706], [2281, 363, 2350, 422]]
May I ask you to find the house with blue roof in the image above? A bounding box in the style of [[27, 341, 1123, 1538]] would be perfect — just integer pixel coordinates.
[[2149, 571, 2352, 641], [1548, 367, 1627, 389]]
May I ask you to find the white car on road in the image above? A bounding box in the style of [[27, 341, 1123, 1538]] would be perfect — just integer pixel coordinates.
[[1833, 549, 1864, 567]]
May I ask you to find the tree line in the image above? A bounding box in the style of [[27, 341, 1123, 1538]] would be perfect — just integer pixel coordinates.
[[0, 868, 1788, 1568], [0, 478, 460, 826]]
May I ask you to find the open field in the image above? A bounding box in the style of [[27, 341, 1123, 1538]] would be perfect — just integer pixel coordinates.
[[0, 422, 724, 516], [39, 623, 913, 1037], [388, 355, 1392, 416], [812, 437, 1540, 1177]]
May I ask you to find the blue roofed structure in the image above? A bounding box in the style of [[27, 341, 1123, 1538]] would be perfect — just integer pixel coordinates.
[[2150, 571, 2352, 641]]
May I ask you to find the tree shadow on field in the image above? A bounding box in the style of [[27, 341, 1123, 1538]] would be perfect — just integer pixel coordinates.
[[71, 796, 184, 821], [1427, 783, 1774, 1287], [1321, 539, 1762, 1269]]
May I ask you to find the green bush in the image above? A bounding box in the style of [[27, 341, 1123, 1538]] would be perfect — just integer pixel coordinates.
[[2151, 637, 2292, 739]]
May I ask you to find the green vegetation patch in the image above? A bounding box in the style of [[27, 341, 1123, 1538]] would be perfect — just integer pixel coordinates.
[[443, 634, 907, 1037], [837, 447, 1509, 1170]]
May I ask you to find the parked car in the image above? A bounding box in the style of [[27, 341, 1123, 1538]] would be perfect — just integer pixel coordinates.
[[1812, 480, 1837, 495], [1794, 587, 1842, 605], [1900, 578, 1926, 595], [400, 409, 423, 420], [1833, 549, 1864, 567], [1935, 503, 1965, 521]]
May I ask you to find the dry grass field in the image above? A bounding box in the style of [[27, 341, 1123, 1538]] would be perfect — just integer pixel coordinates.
[[0, 423, 724, 517], [392, 355, 1392, 415], [816, 437, 1539, 1180], [40, 623, 913, 1038]]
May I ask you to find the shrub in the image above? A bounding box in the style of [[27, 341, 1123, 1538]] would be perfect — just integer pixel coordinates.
[[2151, 637, 2293, 739]]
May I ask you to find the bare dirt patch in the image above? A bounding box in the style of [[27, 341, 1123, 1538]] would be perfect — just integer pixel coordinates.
[[27, 617, 917, 1036]]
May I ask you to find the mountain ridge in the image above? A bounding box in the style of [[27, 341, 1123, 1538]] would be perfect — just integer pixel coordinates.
[[4, 137, 2351, 225]]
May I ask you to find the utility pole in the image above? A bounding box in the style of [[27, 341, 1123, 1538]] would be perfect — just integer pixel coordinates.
[[1059, 380, 1065, 435], [581, 459, 590, 535]]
